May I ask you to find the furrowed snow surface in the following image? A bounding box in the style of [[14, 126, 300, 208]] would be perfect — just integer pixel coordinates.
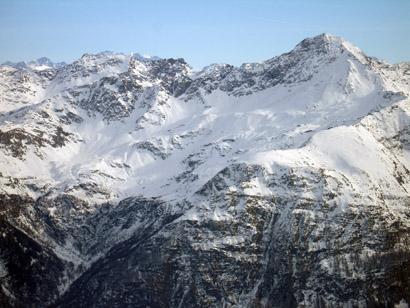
[[0, 34, 409, 307]]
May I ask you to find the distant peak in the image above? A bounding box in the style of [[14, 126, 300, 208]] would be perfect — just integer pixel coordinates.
[[132, 52, 161, 62], [80, 51, 161, 62], [97, 50, 118, 56], [2, 57, 67, 70], [37, 57, 52, 62]]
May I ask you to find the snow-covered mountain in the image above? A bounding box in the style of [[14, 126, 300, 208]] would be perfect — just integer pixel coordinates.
[[1, 52, 160, 72], [0, 33, 409, 307], [1, 57, 67, 71], [95, 51, 161, 62]]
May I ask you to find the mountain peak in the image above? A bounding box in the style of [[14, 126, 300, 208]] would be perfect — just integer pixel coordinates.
[[133, 52, 161, 62], [1, 57, 67, 71], [295, 33, 345, 52], [292, 33, 367, 63]]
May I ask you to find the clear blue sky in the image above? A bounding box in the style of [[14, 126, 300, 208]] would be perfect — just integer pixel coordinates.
[[0, 0, 409, 68]]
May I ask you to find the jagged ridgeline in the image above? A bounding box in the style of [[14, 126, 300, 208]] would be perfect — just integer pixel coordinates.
[[0, 34, 409, 307]]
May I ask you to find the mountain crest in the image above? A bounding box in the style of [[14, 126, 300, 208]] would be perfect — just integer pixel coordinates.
[[293, 33, 367, 63]]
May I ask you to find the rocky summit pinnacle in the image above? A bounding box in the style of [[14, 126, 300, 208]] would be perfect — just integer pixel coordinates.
[[0, 34, 409, 308]]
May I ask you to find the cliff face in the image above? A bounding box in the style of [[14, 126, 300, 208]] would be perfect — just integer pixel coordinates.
[[0, 34, 409, 307]]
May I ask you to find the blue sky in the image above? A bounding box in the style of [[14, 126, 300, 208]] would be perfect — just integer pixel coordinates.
[[0, 0, 409, 68]]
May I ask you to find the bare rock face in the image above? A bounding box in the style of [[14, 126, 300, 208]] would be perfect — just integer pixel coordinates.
[[0, 34, 409, 307]]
